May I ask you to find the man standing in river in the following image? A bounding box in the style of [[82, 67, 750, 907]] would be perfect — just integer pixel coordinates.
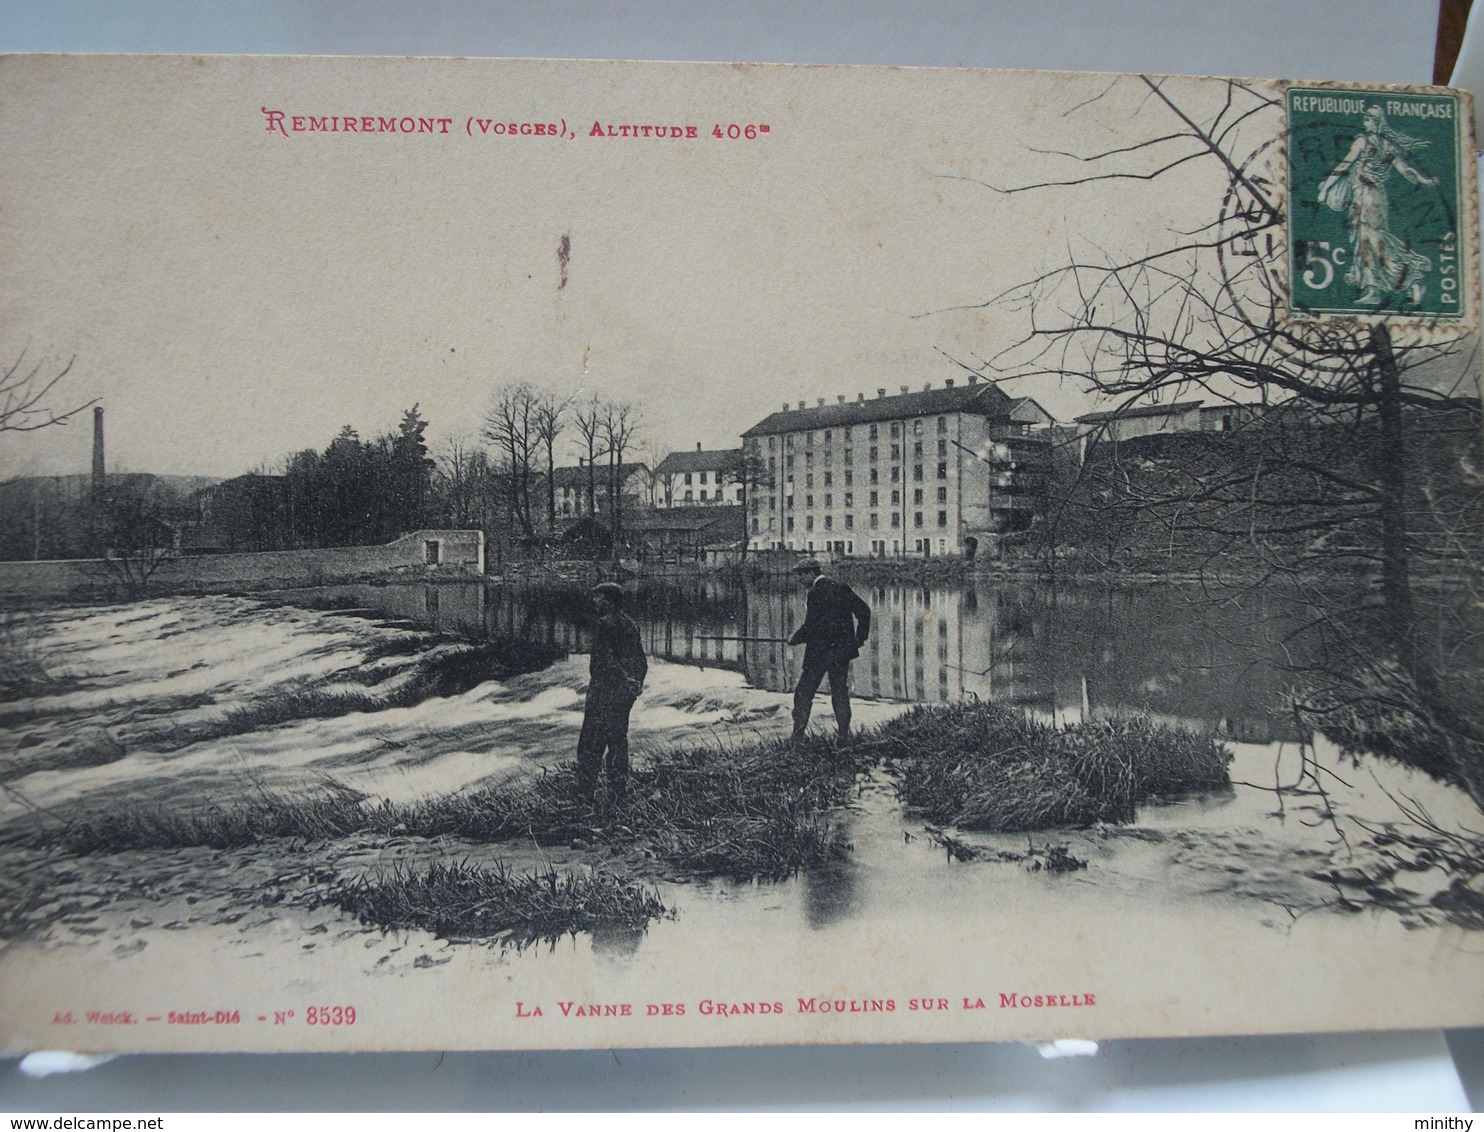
[[787, 558, 871, 740], [577, 581, 647, 803]]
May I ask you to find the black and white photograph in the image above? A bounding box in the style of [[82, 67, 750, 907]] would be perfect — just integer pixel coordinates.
[[0, 52, 1481, 1056]]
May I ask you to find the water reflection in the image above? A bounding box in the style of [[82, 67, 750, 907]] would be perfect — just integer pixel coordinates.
[[286, 575, 1313, 743], [803, 858, 859, 930]]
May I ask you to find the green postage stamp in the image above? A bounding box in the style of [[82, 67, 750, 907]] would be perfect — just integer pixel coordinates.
[[1287, 87, 1466, 321]]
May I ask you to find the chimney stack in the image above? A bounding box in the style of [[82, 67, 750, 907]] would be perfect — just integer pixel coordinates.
[[945, 379, 955, 388], [837, 395, 845, 404], [968, 374, 979, 385], [857, 393, 865, 402], [923, 383, 931, 392], [816, 398, 825, 407], [91, 407, 105, 494], [877, 388, 886, 398], [798, 401, 805, 410], [782, 402, 789, 411], [900, 385, 909, 395], [696, 441, 702, 451]]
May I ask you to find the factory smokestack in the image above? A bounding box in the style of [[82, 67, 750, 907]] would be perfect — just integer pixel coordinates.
[[91, 406, 105, 493]]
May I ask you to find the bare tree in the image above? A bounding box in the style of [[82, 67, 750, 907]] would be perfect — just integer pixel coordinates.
[[600, 400, 642, 549], [726, 444, 769, 558], [531, 392, 566, 534], [88, 477, 183, 598], [570, 394, 607, 517], [0, 353, 93, 436], [481, 384, 540, 540], [946, 75, 1484, 807]]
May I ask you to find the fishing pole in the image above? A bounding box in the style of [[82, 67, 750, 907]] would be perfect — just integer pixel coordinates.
[[690, 635, 791, 644]]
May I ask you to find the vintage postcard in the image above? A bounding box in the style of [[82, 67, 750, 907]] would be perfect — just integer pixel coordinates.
[[1, 55, 1482, 1054]]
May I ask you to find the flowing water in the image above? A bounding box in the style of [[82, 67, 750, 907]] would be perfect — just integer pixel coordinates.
[[278, 575, 1482, 940]]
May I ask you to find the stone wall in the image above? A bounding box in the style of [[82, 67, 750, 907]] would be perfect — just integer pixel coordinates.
[[0, 529, 485, 601]]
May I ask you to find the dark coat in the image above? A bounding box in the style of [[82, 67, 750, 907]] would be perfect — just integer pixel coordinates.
[[590, 610, 647, 699], [788, 576, 871, 662]]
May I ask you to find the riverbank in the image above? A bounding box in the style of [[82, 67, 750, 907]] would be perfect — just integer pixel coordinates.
[[4, 593, 1482, 964]]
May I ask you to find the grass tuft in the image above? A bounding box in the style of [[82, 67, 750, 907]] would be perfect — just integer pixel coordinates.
[[57, 780, 371, 854], [327, 859, 666, 945], [875, 701, 1232, 832], [384, 735, 865, 881]]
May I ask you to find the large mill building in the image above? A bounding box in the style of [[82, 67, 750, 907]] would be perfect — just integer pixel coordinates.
[[741, 377, 1053, 557]]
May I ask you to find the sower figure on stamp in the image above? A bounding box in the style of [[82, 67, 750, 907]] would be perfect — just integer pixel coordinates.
[[577, 582, 647, 803], [787, 558, 871, 740]]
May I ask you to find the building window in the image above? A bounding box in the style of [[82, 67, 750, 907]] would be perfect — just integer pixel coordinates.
[[684, 472, 692, 485], [785, 495, 794, 509], [806, 494, 814, 507], [806, 452, 814, 467], [869, 446, 879, 462], [913, 441, 923, 458], [938, 511, 948, 527], [844, 470, 853, 486], [768, 436, 776, 450], [787, 517, 794, 531], [844, 448, 852, 464], [937, 486, 947, 503], [424, 539, 441, 565], [700, 472, 708, 484], [891, 444, 901, 461], [824, 450, 832, 464], [786, 455, 794, 469], [806, 431, 815, 446], [937, 416, 947, 434], [913, 419, 923, 435], [806, 474, 814, 488], [937, 462, 947, 479], [891, 512, 901, 528], [869, 491, 879, 506], [752, 518, 759, 533], [845, 514, 854, 529], [914, 512, 923, 528], [824, 515, 833, 531], [913, 465, 923, 481], [824, 430, 832, 443], [891, 467, 900, 483], [806, 516, 814, 532], [700, 489, 708, 501], [684, 490, 693, 501], [824, 493, 832, 507], [824, 471, 833, 486], [891, 490, 900, 505], [869, 424, 879, 440], [913, 488, 923, 505], [869, 469, 879, 486], [844, 492, 853, 507], [786, 435, 794, 450], [890, 422, 901, 438], [938, 439, 947, 456], [870, 513, 879, 528]]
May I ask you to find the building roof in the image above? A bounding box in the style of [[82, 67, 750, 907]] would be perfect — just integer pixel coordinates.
[[549, 462, 648, 489], [654, 447, 742, 476], [1074, 400, 1206, 425], [1008, 396, 1056, 426], [742, 381, 1012, 437]]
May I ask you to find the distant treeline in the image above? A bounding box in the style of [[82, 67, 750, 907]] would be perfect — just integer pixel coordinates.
[[0, 393, 643, 562]]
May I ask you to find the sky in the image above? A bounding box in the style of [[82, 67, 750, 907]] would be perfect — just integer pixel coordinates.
[[0, 3, 1460, 481]]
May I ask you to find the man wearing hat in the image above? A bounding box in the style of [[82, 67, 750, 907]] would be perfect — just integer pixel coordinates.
[[578, 582, 648, 801], [787, 558, 871, 739]]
